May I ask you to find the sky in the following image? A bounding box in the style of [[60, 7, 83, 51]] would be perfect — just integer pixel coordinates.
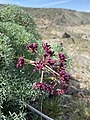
[[0, 0, 90, 12]]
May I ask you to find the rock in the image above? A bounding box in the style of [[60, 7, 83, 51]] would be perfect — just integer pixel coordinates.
[[62, 32, 71, 38], [81, 34, 90, 40]]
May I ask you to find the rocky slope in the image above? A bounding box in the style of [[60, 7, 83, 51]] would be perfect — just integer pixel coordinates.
[[25, 8, 90, 27]]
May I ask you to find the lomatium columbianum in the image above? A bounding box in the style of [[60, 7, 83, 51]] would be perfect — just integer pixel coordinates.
[[16, 43, 70, 95]]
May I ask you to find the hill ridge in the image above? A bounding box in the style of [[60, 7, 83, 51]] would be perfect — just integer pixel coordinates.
[[24, 8, 90, 26]]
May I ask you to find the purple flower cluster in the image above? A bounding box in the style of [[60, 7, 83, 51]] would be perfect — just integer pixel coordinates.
[[34, 60, 45, 71], [59, 70, 70, 84], [57, 52, 70, 94], [16, 42, 70, 96], [42, 43, 54, 57], [42, 43, 51, 51], [58, 52, 66, 62], [56, 89, 65, 95], [46, 58, 56, 66], [46, 49, 54, 57], [33, 82, 57, 95], [33, 43, 56, 70], [16, 56, 25, 68], [42, 43, 56, 67], [26, 43, 38, 53]]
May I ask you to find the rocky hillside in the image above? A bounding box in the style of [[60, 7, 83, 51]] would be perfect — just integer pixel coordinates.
[[0, 4, 90, 26], [25, 8, 90, 26]]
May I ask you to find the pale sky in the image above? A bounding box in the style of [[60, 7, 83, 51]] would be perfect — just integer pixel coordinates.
[[0, 0, 90, 12]]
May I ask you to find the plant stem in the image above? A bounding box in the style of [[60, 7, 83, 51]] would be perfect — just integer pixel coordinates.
[[25, 59, 35, 66], [45, 65, 59, 76], [40, 71, 44, 83], [27, 60, 59, 77]]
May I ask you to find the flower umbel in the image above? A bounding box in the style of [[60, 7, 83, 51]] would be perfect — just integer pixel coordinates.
[[33, 82, 55, 95], [58, 52, 66, 62], [46, 49, 54, 57], [17, 42, 70, 96], [26, 43, 38, 53], [59, 70, 70, 83], [16, 56, 25, 68], [42, 42, 51, 51], [34, 60, 45, 71], [42, 43, 54, 57], [45, 58, 56, 66]]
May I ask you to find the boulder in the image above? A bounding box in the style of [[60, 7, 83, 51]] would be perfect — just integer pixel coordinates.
[[62, 32, 71, 38]]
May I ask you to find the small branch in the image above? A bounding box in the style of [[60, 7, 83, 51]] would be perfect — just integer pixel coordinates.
[[45, 65, 60, 76], [22, 101, 54, 120], [25, 59, 35, 66], [43, 77, 57, 81]]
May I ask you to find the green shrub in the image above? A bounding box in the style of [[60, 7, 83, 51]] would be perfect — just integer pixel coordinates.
[[0, 5, 39, 37], [0, 33, 14, 69], [0, 22, 36, 56], [0, 21, 42, 73], [0, 5, 42, 119]]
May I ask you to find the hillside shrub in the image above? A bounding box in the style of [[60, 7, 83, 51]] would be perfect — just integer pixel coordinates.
[[0, 5, 42, 119], [0, 22, 37, 57], [0, 5, 40, 39], [0, 34, 14, 69]]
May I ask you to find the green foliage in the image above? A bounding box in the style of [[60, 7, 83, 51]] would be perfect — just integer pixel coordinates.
[[41, 95, 90, 120], [0, 34, 14, 69], [0, 5, 42, 119], [0, 22, 34, 58], [7, 112, 26, 120], [0, 5, 40, 38]]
